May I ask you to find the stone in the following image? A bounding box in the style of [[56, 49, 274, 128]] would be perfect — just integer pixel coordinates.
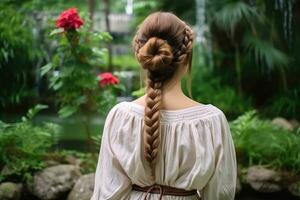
[[28, 164, 81, 200], [65, 155, 81, 166], [67, 173, 95, 200], [288, 181, 300, 197], [44, 160, 61, 167], [290, 119, 300, 130], [246, 165, 282, 193], [272, 117, 294, 131], [0, 182, 22, 200]]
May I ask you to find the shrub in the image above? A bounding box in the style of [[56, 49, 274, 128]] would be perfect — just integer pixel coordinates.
[[230, 110, 300, 172], [263, 87, 300, 120], [190, 67, 253, 119], [0, 105, 61, 183]]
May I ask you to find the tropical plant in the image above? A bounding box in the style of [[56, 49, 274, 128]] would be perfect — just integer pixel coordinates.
[[0, 3, 40, 109], [0, 104, 61, 183], [208, 0, 290, 94], [190, 66, 253, 119], [230, 110, 300, 172], [264, 87, 300, 120]]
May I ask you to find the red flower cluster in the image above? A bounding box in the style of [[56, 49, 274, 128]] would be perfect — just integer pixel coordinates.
[[56, 8, 84, 30], [98, 72, 119, 87]]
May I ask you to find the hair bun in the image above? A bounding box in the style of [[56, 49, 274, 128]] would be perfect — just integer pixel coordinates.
[[137, 37, 173, 71]]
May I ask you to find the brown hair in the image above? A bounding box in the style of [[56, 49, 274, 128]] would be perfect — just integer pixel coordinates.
[[132, 12, 194, 182]]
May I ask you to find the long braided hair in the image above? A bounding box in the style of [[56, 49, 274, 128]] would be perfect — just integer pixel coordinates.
[[132, 12, 194, 182]]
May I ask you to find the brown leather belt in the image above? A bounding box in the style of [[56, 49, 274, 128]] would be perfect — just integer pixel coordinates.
[[132, 183, 200, 200]]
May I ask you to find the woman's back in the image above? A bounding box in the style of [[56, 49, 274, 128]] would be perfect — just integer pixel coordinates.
[[91, 101, 237, 200], [91, 11, 237, 200]]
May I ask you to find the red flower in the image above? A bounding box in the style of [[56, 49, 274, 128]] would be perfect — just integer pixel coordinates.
[[98, 72, 119, 87], [56, 8, 84, 30]]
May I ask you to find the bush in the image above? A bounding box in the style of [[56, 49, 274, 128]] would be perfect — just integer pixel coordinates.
[[0, 3, 39, 109], [230, 110, 300, 172], [264, 87, 300, 120], [0, 105, 61, 183], [190, 67, 253, 119]]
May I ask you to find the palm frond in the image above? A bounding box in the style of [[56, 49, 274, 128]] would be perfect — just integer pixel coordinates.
[[214, 2, 258, 35], [243, 34, 289, 71]]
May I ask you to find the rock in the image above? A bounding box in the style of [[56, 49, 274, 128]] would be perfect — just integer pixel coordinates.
[[246, 165, 282, 193], [65, 155, 81, 166], [67, 173, 95, 200], [0, 182, 22, 200], [288, 181, 300, 197], [272, 117, 294, 131], [28, 164, 81, 200], [44, 160, 61, 167], [290, 119, 300, 130]]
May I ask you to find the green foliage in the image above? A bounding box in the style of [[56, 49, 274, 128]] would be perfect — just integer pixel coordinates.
[[55, 150, 97, 174], [213, 1, 258, 35], [91, 134, 102, 152], [104, 53, 139, 70], [264, 87, 300, 120], [230, 110, 300, 172], [132, 87, 146, 98], [41, 11, 117, 118], [243, 34, 289, 71], [210, 0, 290, 93], [132, 0, 159, 27], [0, 3, 39, 108], [0, 105, 61, 183], [191, 67, 253, 119]]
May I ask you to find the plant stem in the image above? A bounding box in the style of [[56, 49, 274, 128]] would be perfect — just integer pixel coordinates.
[[82, 112, 95, 153]]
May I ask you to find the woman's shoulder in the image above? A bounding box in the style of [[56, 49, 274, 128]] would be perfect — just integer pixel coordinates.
[[105, 101, 130, 116], [109, 100, 224, 123]]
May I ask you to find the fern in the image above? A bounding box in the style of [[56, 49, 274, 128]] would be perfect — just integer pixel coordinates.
[[230, 111, 300, 172], [0, 105, 61, 183], [243, 34, 289, 71], [214, 1, 258, 35]]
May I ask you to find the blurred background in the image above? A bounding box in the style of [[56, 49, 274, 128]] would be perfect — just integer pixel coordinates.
[[0, 0, 299, 199]]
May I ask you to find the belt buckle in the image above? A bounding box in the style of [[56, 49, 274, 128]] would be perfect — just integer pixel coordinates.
[[144, 183, 164, 200]]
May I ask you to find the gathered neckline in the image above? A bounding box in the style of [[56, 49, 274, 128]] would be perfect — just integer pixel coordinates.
[[119, 101, 219, 123], [127, 101, 211, 113]]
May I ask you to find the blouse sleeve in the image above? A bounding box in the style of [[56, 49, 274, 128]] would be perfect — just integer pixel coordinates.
[[90, 104, 132, 200], [200, 111, 237, 200]]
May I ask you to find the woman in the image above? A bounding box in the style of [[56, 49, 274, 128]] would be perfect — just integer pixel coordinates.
[[91, 11, 237, 200]]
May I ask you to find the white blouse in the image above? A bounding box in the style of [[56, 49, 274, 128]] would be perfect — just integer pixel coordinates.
[[90, 101, 237, 200]]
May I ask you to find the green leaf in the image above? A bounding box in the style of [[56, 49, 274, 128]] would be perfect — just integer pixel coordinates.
[[25, 104, 49, 120], [40, 63, 53, 76], [214, 2, 258, 35], [58, 105, 77, 118], [53, 81, 63, 90], [50, 28, 64, 36], [132, 87, 146, 97], [243, 35, 289, 70], [0, 120, 10, 130], [100, 32, 113, 42]]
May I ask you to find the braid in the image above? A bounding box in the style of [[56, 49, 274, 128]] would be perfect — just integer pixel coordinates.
[[174, 25, 194, 62], [131, 12, 194, 182], [133, 34, 143, 57], [143, 75, 162, 182]]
